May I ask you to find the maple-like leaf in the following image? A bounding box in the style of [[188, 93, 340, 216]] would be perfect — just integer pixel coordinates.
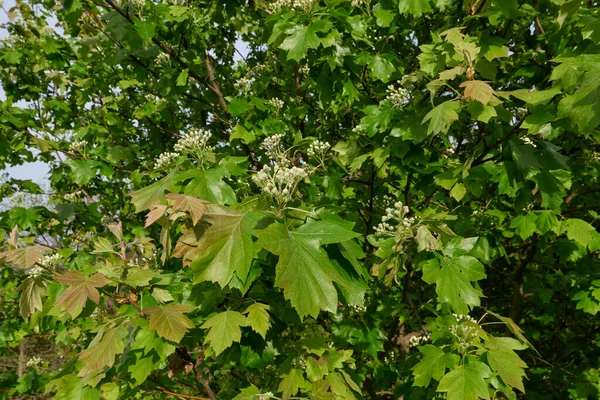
[[257, 221, 364, 319], [279, 25, 320, 61], [78, 327, 127, 376], [130, 172, 177, 213], [398, 0, 432, 16], [412, 345, 458, 387], [278, 368, 307, 399], [201, 310, 248, 355], [18, 277, 47, 319], [486, 349, 527, 393], [437, 361, 492, 400], [244, 303, 271, 339], [233, 384, 261, 400], [144, 304, 196, 343], [145, 204, 168, 228], [460, 80, 496, 106], [422, 101, 461, 135], [56, 272, 111, 318], [187, 205, 263, 286], [421, 256, 486, 314], [166, 193, 207, 225], [0, 246, 47, 268]]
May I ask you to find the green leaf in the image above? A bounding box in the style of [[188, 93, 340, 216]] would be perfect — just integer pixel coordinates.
[[78, 327, 127, 377], [134, 20, 155, 41], [535, 211, 559, 235], [399, 0, 432, 16], [412, 345, 456, 387], [144, 304, 196, 343], [130, 172, 178, 213], [18, 277, 47, 319], [244, 303, 271, 339], [65, 159, 100, 185], [228, 98, 250, 116], [151, 287, 174, 303], [188, 205, 263, 286], [128, 355, 154, 385], [257, 221, 364, 318], [278, 368, 307, 399], [486, 349, 527, 393], [563, 218, 597, 248], [421, 256, 485, 314], [369, 54, 396, 82], [56, 272, 111, 318], [233, 384, 261, 400], [230, 124, 255, 144], [123, 268, 159, 288], [176, 69, 189, 86], [415, 225, 442, 252], [510, 87, 562, 105], [184, 168, 236, 205], [280, 25, 320, 61], [510, 213, 537, 240], [423, 101, 461, 135], [201, 310, 248, 355], [437, 361, 492, 400], [373, 5, 395, 27]]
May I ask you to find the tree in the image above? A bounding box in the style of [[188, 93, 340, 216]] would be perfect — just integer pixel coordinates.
[[1, 0, 600, 398]]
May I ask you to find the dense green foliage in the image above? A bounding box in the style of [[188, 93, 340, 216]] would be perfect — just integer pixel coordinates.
[[1, 0, 600, 398]]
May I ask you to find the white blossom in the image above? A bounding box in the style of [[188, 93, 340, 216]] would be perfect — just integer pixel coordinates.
[[155, 152, 178, 169], [522, 136, 536, 147], [374, 201, 414, 234], [130, 0, 145, 10], [155, 52, 170, 67], [234, 76, 252, 95], [293, 0, 317, 11], [409, 333, 431, 348], [268, 0, 291, 13], [174, 128, 213, 153], [307, 139, 330, 158], [26, 357, 43, 367], [299, 65, 310, 75], [39, 253, 61, 268], [64, 190, 83, 202], [450, 314, 479, 352], [268, 98, 284, 110], [26, 266, 45, 279], [386, 84, 410, 108], [256, 392, 274, 400], [69, 140, 87, 153], [252, 164, 307, 204]]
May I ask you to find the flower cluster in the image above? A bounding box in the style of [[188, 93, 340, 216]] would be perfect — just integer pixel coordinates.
[[267, 0, 316, 13], [252, 164, 307, 204], [409, 333, 431, 347], [26, 265, 45, 278], [130, 0, 145, 9], [351, 0, 364, 6], [39, 253, 61, 268], [155, 152, 178, 169], [155, 53, 170, 67], [69, 139, 87, 153], [268, 98, 284, 110], [293, 0, 317, 11], [144, 93, 156, 103], [515, 107, 528, 120], [256, 392, 274, 400], [26, 357, 42, 367], [262, 134, 288, 165], [450, 314, 479, 352], [291, 354, 307, 368], [386, 84, 410, 108], [174, 128, 213, 153], [307, 139, 330, 158], [234, 76, 252, 94], [299, 65, 310, 75], [522, 136, 537, 148], [374, 201, 414, 235], [64, 190, 83, 202]]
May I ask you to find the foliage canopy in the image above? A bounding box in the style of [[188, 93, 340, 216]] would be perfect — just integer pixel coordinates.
[[1, 0, 600, 398]]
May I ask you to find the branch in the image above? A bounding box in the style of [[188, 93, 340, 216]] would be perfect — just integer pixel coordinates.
[[203, 50, 228, 113], [472, 118, 524, 167], [194, 354, 216, 400], [141, 386, 208, 400]]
